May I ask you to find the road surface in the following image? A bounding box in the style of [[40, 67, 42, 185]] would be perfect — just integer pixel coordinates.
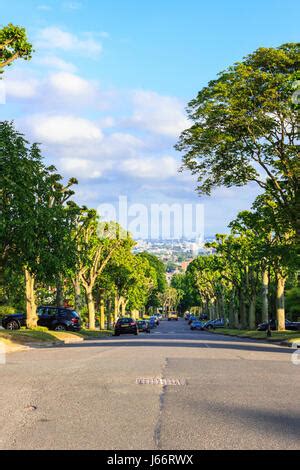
[[1, 319, 299, 450]]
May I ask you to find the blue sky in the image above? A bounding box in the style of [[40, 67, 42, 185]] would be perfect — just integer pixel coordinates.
[[1, 0, 299, 237]]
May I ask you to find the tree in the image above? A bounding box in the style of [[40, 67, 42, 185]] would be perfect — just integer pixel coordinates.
[[176, 43, 300, 233], [0, 122, 77, 328], [0, 23, 33, 71], [74, 211, 130, 329], [137, 252, 167, 310], [158, 286, 182, 313]]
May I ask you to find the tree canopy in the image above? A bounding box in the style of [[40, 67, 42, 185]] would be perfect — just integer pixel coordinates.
[[176, 43, 300, 233], [0, 23, 33, 71]]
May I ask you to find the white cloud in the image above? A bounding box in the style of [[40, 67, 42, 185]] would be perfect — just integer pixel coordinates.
[[26, 114, 103, 144], [37, 55, 77, 73], [60, 158, 113, 179], [121, 156, 178, 179], [48, 72, 96, 98], [5, 78, 38, 98], [130, 90, 189, 138], [37, 27, 102, 57]]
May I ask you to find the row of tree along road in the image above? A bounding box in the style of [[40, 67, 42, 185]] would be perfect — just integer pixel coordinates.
[[0, 26, 299, 331], [172, 43, 299, 330]]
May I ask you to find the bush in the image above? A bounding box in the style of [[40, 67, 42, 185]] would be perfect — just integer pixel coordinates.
[[0, 305, 17, 320], [286, 287, 300, 320]]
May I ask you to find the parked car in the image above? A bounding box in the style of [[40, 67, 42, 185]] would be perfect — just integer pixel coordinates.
[[137, 319, 151, 333], [154, 313, 162, 320], [114, 317, 138, 336], [188, 315, 197, 325], [151, 315, 160, 326], [1, 312, 26, 330], [148, 317, 156, 329], [257, 319, 300, 331], [190, 320, 204, 331], [203, 318, 225, 330], [200, 314, 208, 321], [168, 312, 178, 321], [2, 306, 82, 331]]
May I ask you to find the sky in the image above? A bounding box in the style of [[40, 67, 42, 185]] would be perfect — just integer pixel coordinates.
[[1, 0, 299, 238]]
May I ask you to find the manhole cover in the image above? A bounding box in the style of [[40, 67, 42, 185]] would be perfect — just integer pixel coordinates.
[[136, 377, 186, 385]]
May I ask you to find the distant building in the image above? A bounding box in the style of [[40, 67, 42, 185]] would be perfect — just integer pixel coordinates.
[[181, 259, 193, 272]]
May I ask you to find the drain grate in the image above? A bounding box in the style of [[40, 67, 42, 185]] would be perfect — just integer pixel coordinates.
[[136, 377, 186, 386]]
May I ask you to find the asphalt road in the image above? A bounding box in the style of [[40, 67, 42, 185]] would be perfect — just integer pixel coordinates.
[[1, 319, 299, 450]]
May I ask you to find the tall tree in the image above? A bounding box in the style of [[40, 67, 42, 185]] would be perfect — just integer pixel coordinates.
[[74, 211, 130, 329], [176, 43, 300, 233], [0, 122, 77, 327]]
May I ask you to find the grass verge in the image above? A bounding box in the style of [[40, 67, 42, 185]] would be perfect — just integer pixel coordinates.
[[208, 328, 300, 343], [0, 327, 113, 347], [0, 328, 61, 344], [73, 329, 113, 339]]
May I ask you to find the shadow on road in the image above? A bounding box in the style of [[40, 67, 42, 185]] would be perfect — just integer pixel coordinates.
[[194, 399, 300, 442], [45, 336, 294, 356]]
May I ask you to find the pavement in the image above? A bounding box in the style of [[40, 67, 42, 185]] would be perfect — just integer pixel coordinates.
[[0, 319, 299, 450]]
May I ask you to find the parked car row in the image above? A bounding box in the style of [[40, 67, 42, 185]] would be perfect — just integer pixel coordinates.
[[185, 312, 300, 332], [2, 306, 81, 331], [257, 319, 300, 331], [184, 313, 225, 331], [1, 307, 164, 336], [114, 314, 161, 336], [190, 318, 225, 330]]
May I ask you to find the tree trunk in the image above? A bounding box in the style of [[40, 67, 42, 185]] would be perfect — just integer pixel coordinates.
[[106, 299, 112, 329], [261, 269, 269, 323], [25, 268, 37, 329], [114, 294, 119, 324], [229, 290, 238, 328], [239, 289, 247, 329], [56, 275, 64, 307], [74, 277, 81, 313], [120, 297, 126, 317], [249, 293, 256, 330], [276, 275, 286, 331], [99, 298, 105, 330], [86, 287, 95, 330]]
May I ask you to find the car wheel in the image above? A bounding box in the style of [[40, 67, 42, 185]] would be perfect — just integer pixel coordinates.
[[54, 324, 66, 331], [6, 320, 20, 330]]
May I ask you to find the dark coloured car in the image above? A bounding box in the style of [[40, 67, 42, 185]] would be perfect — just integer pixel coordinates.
[[257, 319, 300, 331], [1, 312, 26, 330], [137, 319, 150, 333], [2, 306, 82, 331], [200, 314, 208, 321], [114, 317, 138, 336]]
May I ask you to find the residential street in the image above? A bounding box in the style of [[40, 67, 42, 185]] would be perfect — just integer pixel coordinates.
[[1, 319, 299, 450]]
